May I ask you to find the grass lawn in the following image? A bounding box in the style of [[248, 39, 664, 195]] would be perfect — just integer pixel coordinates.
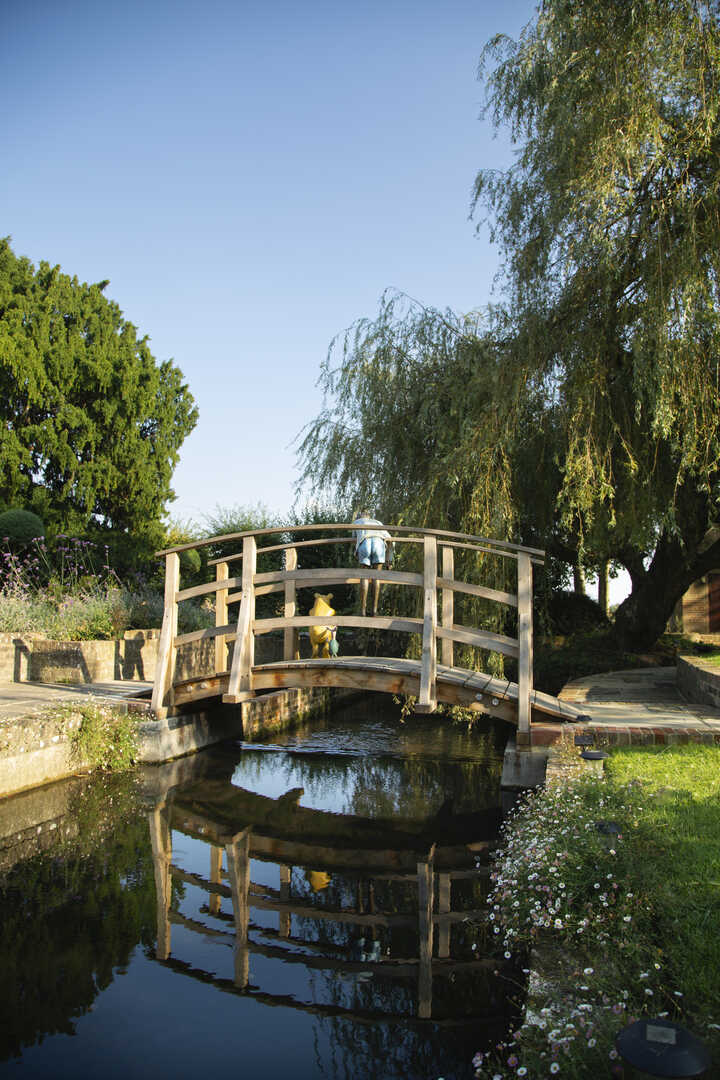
[[605, 745, 720, 1037], [472, 744, 720, 1079]]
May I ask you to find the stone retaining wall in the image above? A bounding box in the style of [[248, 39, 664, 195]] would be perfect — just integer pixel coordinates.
[[0, 685, 346, 798], [0, 630, 284, 685], [677, 654, 720, 709]]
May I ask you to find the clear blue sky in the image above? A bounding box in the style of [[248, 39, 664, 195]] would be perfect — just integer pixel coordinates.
[[3, 0, 536, 526]]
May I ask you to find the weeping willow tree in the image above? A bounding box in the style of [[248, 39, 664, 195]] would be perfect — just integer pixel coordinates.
[[299, 0, 720, 651], [296, 292, 555, 666], [472, 0, 720, 648], [298, 291, 519, 538]]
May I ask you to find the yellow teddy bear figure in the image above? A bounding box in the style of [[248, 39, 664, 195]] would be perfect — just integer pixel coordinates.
[[308, 593, 337, 658]]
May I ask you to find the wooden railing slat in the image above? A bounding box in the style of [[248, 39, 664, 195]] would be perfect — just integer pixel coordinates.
[[436, 625, 519, 659], [224, 536, 257, 703], [284, 546, 299, 661], [436, 577, 517, 607], [253, 614, 423, 635], [417, 535, 438, 711], [441, 546, 454, 669], [151, 552, 179, 717], [254, 566, 424, 588], [517, 553, 533, 745]]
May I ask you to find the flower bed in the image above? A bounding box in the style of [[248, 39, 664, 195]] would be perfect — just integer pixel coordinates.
[[471, 749, 719, 1078]]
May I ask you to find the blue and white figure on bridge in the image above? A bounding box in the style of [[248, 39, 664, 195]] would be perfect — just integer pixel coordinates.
[[352, 511, 393, 616]]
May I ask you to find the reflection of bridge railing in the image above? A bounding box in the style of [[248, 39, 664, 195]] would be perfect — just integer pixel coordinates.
[[151, 524, 546, 743], [148, 791, 498, 1021]]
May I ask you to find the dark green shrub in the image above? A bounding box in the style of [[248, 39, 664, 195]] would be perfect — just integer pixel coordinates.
[[179, 546, 202, 577], [542, 589, 609, 635], [0, 508, 45, 546]]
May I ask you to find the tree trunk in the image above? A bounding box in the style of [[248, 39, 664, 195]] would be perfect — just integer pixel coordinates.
[[613, 530, 720, 651], [572, 559, 586, 595], [597, 560, 608, 616]]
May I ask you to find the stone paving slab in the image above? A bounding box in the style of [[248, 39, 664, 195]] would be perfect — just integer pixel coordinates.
[[0, 680, 152, 721], [555, 666, 720, 745]]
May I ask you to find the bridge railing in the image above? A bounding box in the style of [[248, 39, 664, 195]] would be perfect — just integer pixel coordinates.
[[151, 524, 544, 737]]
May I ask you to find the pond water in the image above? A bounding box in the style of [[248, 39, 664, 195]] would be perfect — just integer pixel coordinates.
[[0, 694, 523, 1079]]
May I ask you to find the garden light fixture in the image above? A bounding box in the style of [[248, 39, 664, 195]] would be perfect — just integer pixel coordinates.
[[615, 1018, 711, 1077]]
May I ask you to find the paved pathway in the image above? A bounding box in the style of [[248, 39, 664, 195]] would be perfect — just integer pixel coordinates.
[[0, 680, 152, 721], [555, 666, 720, 744]]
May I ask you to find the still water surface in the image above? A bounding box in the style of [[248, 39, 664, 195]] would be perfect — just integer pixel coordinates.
[[0, 695, 521, 1079]]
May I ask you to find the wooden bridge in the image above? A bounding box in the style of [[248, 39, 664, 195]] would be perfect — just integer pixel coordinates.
[[151, 523, 581, 745]]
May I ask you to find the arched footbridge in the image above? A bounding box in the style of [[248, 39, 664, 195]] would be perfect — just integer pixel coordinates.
[[151, 524, 583, 746]]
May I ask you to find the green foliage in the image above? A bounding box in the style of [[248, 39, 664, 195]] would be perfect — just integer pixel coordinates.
[[477, 749, 720, 1077], [473, 0, 720, 644], [68, 702, 138, 771], [299, 2, 720, 651], [0, 508, 45, 547], [298, 290, 512, 539], [0, 238, 198, 557], [0, 774, 156, 1060], [202, 501, 279, 543], [543, 590, 610, 637], [533, 631, 648, 696]]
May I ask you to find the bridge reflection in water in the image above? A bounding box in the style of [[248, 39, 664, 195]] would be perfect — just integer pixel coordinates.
[[146, 753, 512, 1032]]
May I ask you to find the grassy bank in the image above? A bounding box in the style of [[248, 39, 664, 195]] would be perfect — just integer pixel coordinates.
[[472, 745, 719, 1079]]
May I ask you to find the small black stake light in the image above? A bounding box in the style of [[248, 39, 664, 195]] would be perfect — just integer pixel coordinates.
[[574, 733, 595, 747], [615, 1018, 711, 1077], [580, 749, 609, 761], [564, 711, 594, 724], [595, 819, 622, 849]]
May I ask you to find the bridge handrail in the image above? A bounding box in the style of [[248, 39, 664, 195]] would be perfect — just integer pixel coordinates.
[[156, 522, 545, 561], [151, 523, 540, 744]]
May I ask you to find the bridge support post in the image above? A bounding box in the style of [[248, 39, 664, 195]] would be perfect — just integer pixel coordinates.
[[225, 828, 251, 989], [517, 553, 534, 747], [417, 535, 438, 712], [417, 844, 436, 1018], [441, 545, 454, 668], [215, 561, 229, 675], [209, 844, 223, 917], [283, 546, 299, 661], [224, 536, 257, 704], [151, 552, 179, 718], [149, 803, 172, 959]]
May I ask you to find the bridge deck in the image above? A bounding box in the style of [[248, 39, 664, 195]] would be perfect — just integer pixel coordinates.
[[172, 655, 582, 725]]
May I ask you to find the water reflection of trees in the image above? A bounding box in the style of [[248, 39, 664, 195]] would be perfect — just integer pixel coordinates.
[[234, 747, 503, 819], [0, 775, 156, 1061]]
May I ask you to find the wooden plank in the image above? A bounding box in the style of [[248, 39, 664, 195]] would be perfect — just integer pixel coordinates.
[[517, 553, 533, 743], [224, 536, 257, 704], [254, 567, 424, 589], [252, 613, 423, 635], [437, 873, 451, 958], [279, 864, 291, 937], [418, 848, 435, 1019], [160, 521, 545, 560], [436, 577, 517, 607], [209, 536, 350, 567], [441, 546, 454, 668], [436, 624, 520, 658], [148, 804, 172, 959], [151, 552, 180, 717], [209, 844, 223, 916], [215, 562, 229, 675], [176, 576, 240, 603], [225, 828, 251, 988], [417, 535, 438, 712], [283, 546, 299, 661], [174, 623, 232, 647]]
